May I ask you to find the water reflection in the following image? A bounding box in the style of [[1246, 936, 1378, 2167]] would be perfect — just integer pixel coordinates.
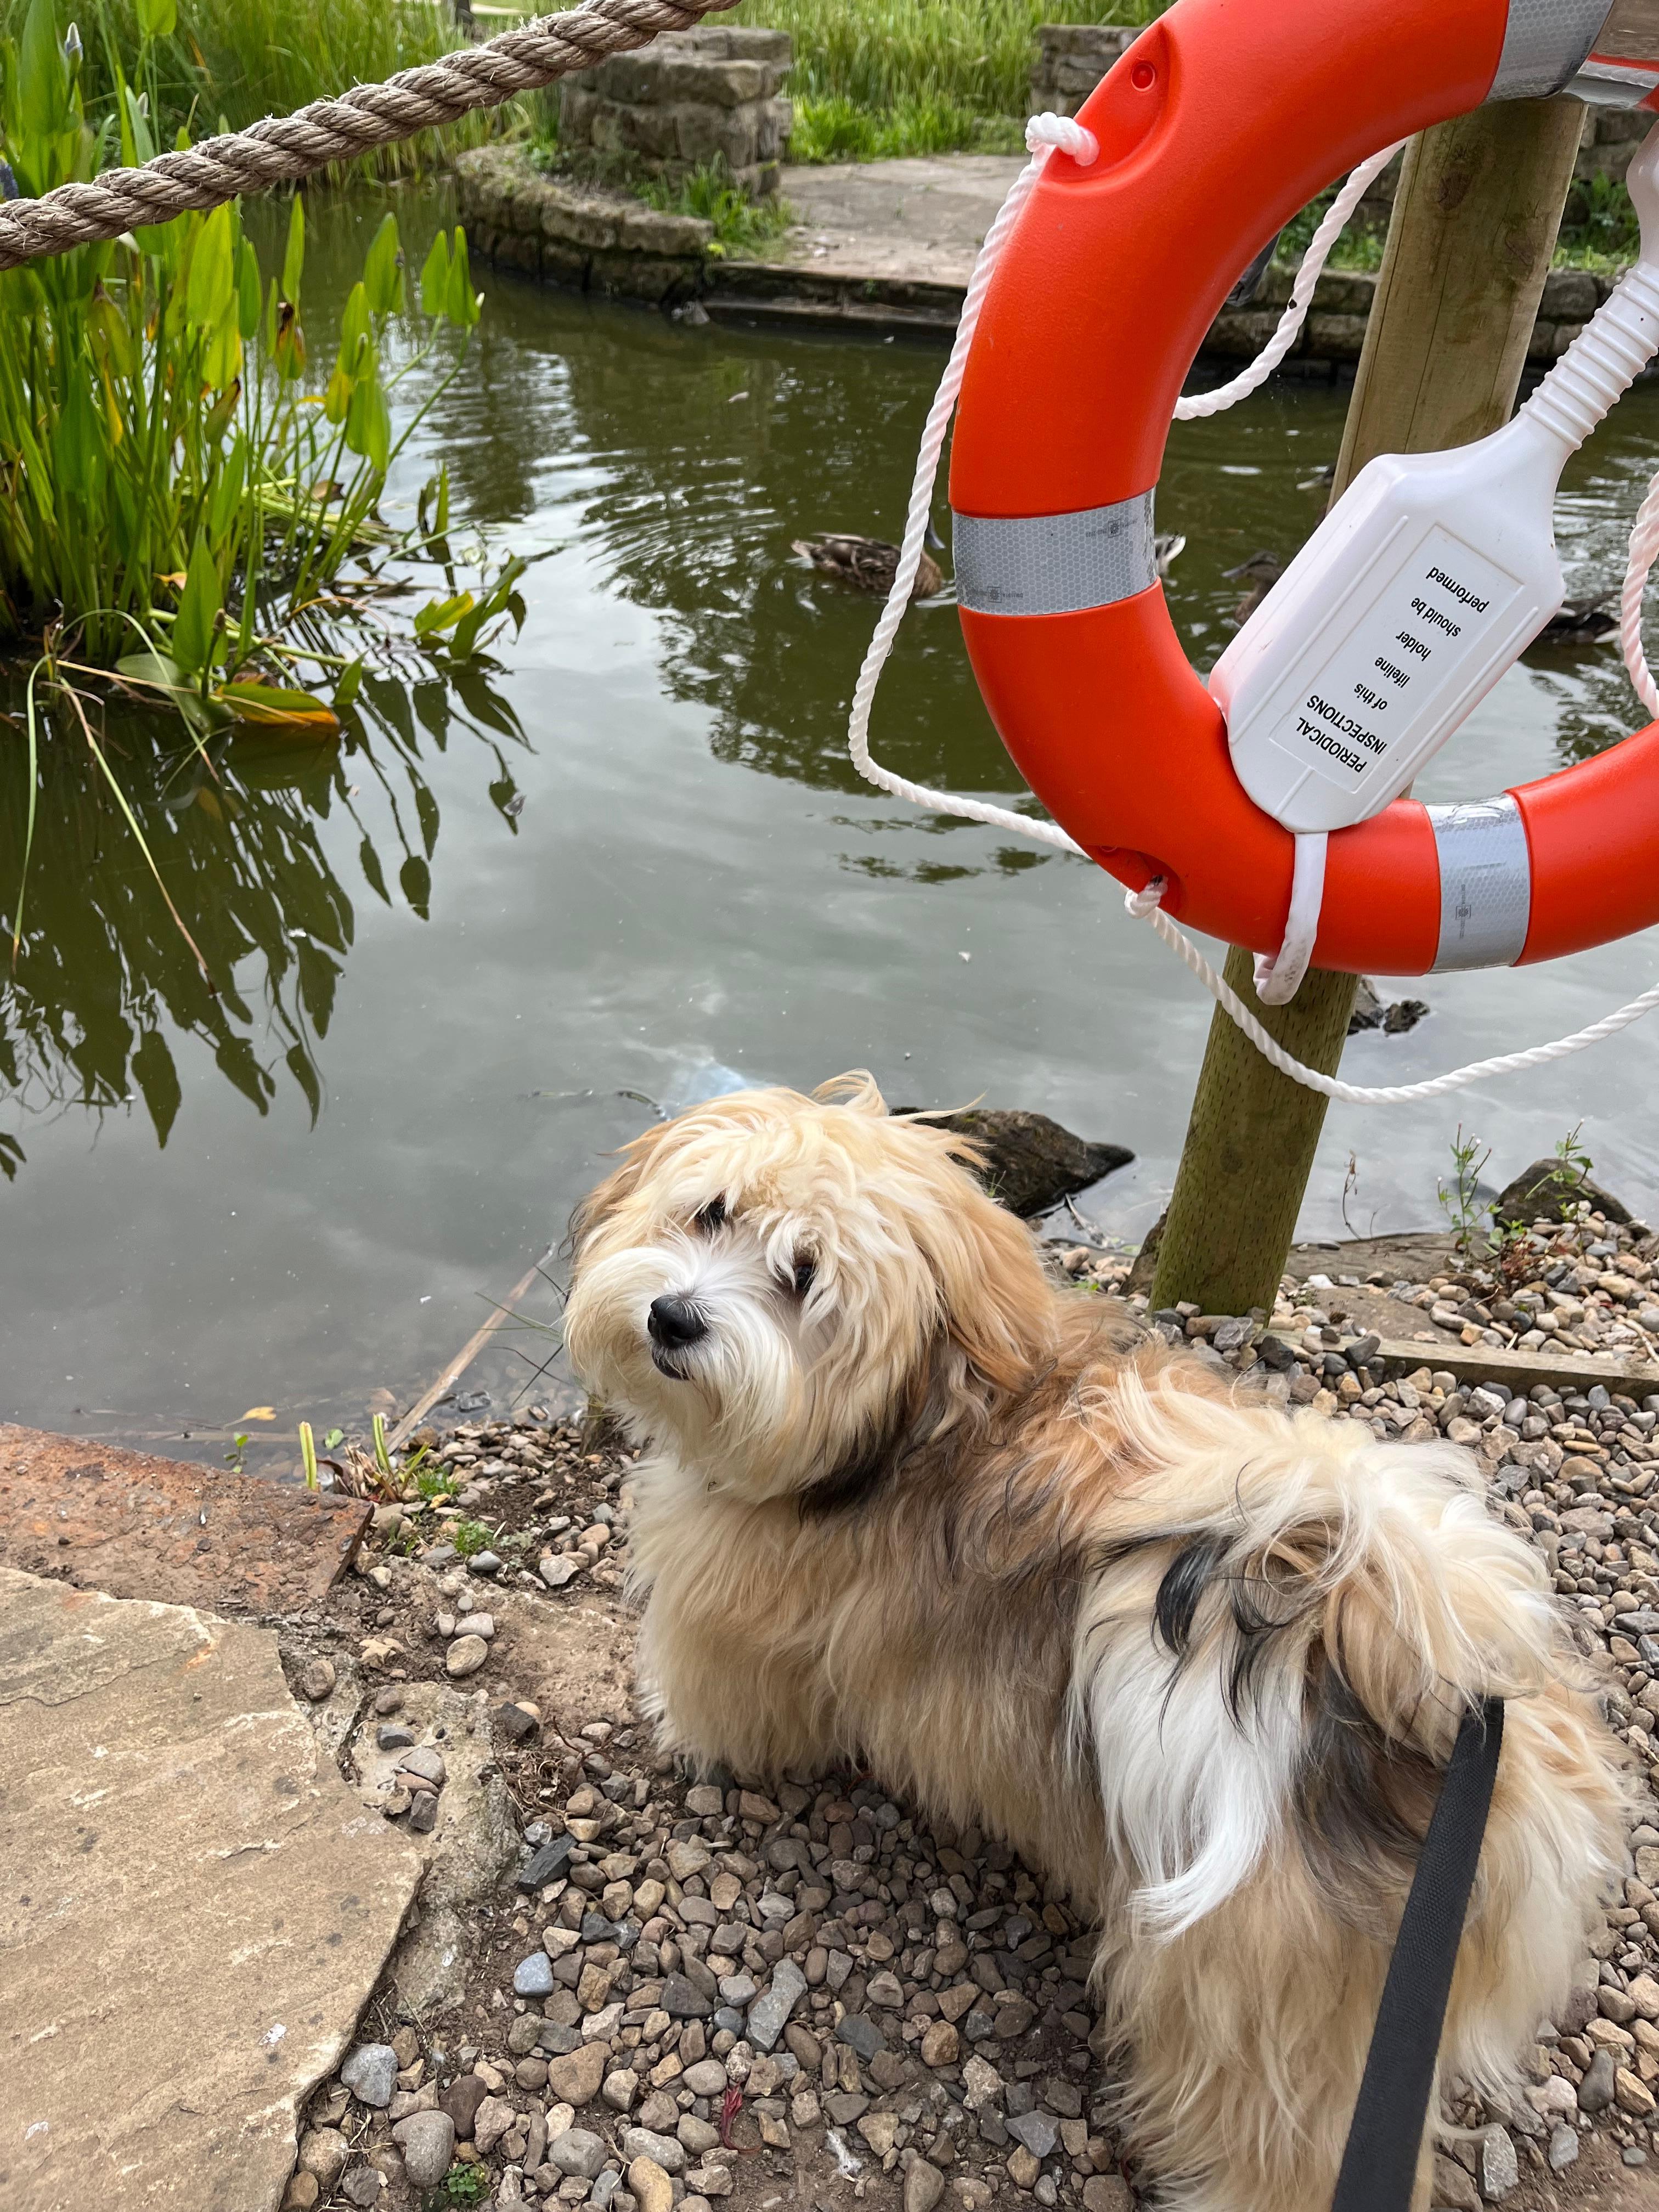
[[0, 659, 526, 1179]]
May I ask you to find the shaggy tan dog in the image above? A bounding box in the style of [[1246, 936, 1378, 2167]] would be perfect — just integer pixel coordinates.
[[564, 1074, 1628, 2212]]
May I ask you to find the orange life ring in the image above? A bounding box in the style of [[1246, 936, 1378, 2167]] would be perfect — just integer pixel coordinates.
[[947, 0, 1659, 977]]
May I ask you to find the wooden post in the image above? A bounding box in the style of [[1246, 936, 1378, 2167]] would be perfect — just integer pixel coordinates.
[[1148, 96, 1587, 1320]]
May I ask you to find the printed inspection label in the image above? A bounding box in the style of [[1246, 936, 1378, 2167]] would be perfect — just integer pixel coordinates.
[[1269, 526, 1519, 791]]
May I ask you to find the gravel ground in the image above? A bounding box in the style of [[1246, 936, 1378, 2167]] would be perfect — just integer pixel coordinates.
[[283, 1202, 1659, 2212]]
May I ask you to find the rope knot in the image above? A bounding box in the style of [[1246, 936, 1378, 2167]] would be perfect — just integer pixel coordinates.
[[1025, 112, 1099, 166]]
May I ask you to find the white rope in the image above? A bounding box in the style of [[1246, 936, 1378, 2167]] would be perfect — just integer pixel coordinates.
[[846, 113, 1091, 857], [1172, 142, 1407, 421], [847, 117, 1659, 1105], [1622, 465, 1659, 717], [1126, 879, 1659, 1104]]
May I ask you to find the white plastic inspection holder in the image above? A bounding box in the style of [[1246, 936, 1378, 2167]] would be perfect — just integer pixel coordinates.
[[1211, 120, 1659, 837]]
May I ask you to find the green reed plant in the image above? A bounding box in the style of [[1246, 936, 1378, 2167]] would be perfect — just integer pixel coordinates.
[[0, 0, 482, 673]]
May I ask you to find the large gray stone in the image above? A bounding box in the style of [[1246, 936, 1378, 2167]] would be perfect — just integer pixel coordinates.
[[392, 2109, 456, 2188], [0, 1567, 422, 2212], [747, 1961, 808, 2051], [341, 2043, 398, 2108], [550, 2127, 610, 2179]]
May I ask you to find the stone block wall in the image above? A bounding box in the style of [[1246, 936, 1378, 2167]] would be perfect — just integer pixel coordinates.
[[558, 26, 793, 199], [455, 147, 713, 305], [1029, 24, 1135, 118]]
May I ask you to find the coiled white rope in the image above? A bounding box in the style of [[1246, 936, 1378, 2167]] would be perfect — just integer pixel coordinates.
[[1172, 141, 1407, 421], [848, 114, 1659, 1107]]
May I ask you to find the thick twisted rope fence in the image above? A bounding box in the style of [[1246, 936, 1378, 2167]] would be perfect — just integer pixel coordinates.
[[0, 0, 738, 272]]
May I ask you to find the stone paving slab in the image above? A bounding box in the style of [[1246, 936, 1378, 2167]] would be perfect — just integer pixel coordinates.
[[0, 1424, 370, 1613], [765, 155, 1024, 287], [0, 1567, 422, 2211]]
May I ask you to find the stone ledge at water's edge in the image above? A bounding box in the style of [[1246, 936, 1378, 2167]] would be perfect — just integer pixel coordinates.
[[455, 145, 1635, 358]]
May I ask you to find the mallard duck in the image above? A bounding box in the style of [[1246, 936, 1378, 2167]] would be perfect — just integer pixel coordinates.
[[1533, 592, 1618, 647], [793, 519, 946, 600], [1223, 548, 1284, 623]]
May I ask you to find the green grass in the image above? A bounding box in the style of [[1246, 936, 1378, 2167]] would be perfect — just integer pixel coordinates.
[[734, 0, 1166, 161], [639, 160, 795, 255]]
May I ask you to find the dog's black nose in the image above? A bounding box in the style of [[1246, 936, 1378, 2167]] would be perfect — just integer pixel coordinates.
[[648, 1294, 706, 1348]]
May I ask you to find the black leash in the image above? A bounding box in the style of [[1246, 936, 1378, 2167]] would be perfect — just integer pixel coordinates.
[[1331, 1697, 1506, 2212]]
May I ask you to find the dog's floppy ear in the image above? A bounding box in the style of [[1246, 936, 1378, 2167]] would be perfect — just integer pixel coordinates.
[[919, 1179, 1057, 1398], [567, 1119, 676, 1256]]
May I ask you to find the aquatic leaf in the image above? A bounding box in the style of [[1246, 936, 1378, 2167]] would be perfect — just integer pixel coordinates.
[[116, 647, 187, 691], [333, 657, 363, 709], [338, 279, 370, 362], [0, 263, 48, 316], [235, 236, 261, 340], [415, 781, 438, 858], [203, 296, 241, 391], [413, 590, 472, 639], [345, 363, 390, 473], [273, 296, 306, 382], [19, 0, 72, 142], [323, 358, 352, 425], [122, 81, 155, 167], [219, 680, 340, 732], [285, 1042, 321, 1125], [187, 203, 235, 329], [281, 194, 304, 308], [131, 1028, 181, 1147], [172, 533, 224, 676], [53, 374, 104, 504], [201, 376, 240, 449], [224, 728, 336, 789], [207, 434, 247, 539], [419, 229, 450, 317], [359, 836, 391, 906], [399, 852, 431, 919], [240, 1406, 276, 1421], [363, 212, 404, 318], [445, 227, 479, 328]]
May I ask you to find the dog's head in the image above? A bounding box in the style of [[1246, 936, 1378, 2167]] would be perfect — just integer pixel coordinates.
[[563, 1073, 1057, 1499]]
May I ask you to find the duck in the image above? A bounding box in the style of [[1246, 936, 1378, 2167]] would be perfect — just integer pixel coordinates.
[[1154, 531, 1186, 578], [1532, 592, 1618, 648], [1222, 548, 1284, 623], [793, 518, 947, 600]]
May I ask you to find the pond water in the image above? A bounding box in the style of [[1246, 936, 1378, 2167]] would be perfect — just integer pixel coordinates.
[[4, 181, 1658, 1464]]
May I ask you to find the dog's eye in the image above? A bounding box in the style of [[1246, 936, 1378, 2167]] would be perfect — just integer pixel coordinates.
[[695, 1196, 727, 1232], [791, 1254, 816, 1299]]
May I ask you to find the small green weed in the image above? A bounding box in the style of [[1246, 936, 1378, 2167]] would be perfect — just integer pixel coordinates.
[[1557, 171, 1640, 270], [450, 1518, 493, 1560], [442, 2165, 490, 2209], [1554, 1120, 1594, 1197], [415, 1462, 461, 1503], [224, 1430, 249, 1472], [1437, 1125, 1492, 1260]]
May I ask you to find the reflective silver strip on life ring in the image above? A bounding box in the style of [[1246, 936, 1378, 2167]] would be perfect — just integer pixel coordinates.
[[1566, 56, 1659, 101], [1428, 797, 1533, 970], [1488, 0, 1609, 98], [952, 493, 1158, 617]]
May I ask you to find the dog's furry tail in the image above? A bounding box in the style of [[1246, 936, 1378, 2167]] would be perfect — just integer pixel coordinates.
[[1069, 1372, 1619, 1944]]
